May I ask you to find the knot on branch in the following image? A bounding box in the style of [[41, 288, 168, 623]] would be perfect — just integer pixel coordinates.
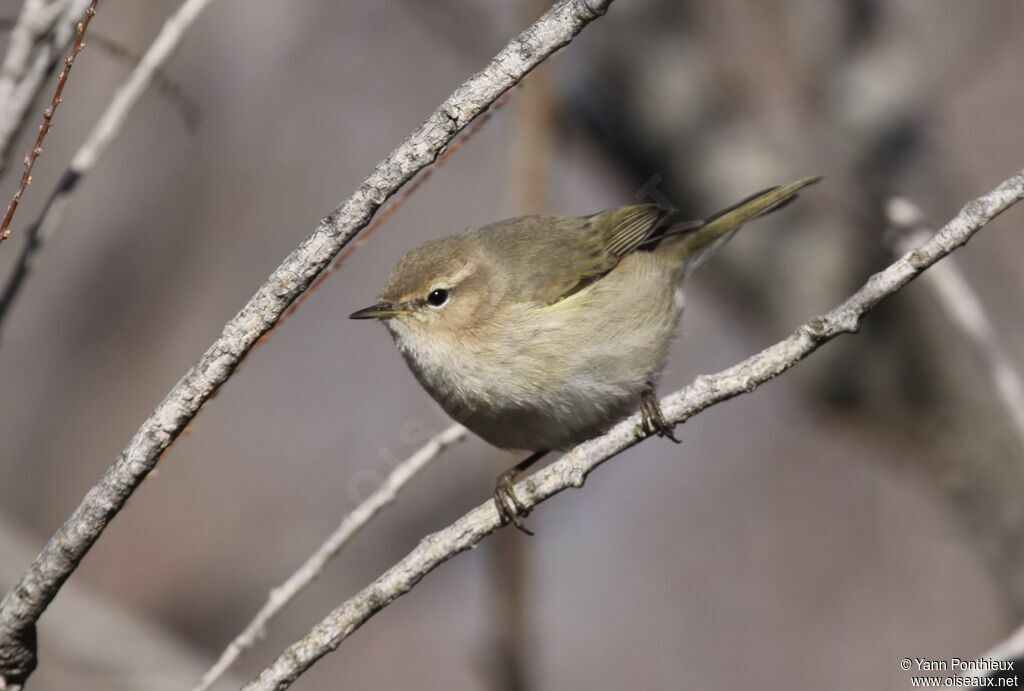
[[907, 250, 931, 270], [692, 374, 719, 396], [0, 624, 37, 687], [575, 0, 611, 18], [959, 198, 987, 222], [566, 464, 587, 488], [436, 107, 460, 133], [802, 317, 830, 341], [801, 313, 859, 341]]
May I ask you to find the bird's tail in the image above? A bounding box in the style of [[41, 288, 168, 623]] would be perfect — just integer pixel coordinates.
[[656, 176, 821, 277]]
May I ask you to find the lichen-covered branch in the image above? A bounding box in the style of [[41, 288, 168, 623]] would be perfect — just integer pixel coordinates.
[[0, 0, 616, 686], [244, 168, 1024, 691], [192, 424, 467, 691]]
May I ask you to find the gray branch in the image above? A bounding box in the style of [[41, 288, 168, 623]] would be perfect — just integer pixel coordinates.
[[244, 168, 1024, 691], [0, 0, 615, 685], [0, 0, 92, 174]]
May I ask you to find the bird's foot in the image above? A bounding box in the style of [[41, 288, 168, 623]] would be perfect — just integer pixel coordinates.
[[493, 468, 534, 536], [641, 387, 681, 443]]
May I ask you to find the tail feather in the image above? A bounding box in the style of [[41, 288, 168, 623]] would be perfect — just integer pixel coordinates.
[[656, 176, 821, 275]]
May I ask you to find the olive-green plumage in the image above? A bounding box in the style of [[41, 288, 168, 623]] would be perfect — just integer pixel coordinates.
[[352, 176, 820, 453]]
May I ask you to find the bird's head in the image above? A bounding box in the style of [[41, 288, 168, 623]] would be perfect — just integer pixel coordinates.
[[349, 234, 499, 346]]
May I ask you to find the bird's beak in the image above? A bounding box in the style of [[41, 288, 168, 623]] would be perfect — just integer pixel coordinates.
[[348, 302, 409, 320]]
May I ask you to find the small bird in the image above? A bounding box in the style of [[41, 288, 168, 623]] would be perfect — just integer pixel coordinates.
[[351, 176, 820, 532]]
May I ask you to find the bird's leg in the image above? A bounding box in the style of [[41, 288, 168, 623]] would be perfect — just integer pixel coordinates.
[[494, 450, 548, 536], [640, 385, 681, 443]]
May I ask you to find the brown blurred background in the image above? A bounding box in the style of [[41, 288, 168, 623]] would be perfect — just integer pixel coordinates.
[[2, 0, 1024, 689]]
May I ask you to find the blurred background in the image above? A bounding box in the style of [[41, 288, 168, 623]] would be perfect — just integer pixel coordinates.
[[1, 0, 1024, 688]]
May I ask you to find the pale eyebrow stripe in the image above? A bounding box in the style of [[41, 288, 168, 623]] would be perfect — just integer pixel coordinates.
[[397, 263, 475, 304], [446, 264, 475, 287]]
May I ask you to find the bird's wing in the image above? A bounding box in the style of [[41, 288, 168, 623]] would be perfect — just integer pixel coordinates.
[[479, 205, 679, 306], [589, 204, 675, 257]]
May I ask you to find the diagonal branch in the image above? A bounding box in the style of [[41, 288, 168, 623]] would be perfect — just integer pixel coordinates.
[[0, 0, 616, 686], [244, 168, 1024, 691], [192, 424, 467, 691]]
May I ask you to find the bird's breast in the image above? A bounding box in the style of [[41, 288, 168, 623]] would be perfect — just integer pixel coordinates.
[[388, 253, 684, 450]]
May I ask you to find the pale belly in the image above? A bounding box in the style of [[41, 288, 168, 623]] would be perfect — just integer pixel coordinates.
[[390, 253, 684, 451], [454, 381, 646, 451]]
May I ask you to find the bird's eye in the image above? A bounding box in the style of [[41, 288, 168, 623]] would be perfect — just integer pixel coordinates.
[[426, 288, 449, 307]]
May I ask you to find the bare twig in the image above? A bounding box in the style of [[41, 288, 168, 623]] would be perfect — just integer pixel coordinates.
[[0, 0, 217, 333], [0, 0, 96, 245], [0, 1, 616, 686], [192, 424, 467, 691], [887, 197, 1024, 454], [0, 0, 92, 173], [244, 169, 1024, 691]]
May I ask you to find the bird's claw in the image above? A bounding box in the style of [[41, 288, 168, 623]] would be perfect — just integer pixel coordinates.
[[641, 388, 681, 443], [494, 470, 534, 536]]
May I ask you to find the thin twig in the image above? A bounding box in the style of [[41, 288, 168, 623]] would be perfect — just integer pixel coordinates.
[[0, 0, 217, 334], [244, 168, 1024, 691], [192, 424, 467, 691], [887, 197, 1024, 454], [0, 0, 92, 174], [0, 0, 97, 245], [0, 1, 616, 686]]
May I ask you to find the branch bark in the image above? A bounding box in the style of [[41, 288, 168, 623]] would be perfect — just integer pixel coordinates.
[[244, 168, 1024, 691], [0, 0, 92, 175], [0, 0, 615, 685], [192, 424, 467, 691]]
